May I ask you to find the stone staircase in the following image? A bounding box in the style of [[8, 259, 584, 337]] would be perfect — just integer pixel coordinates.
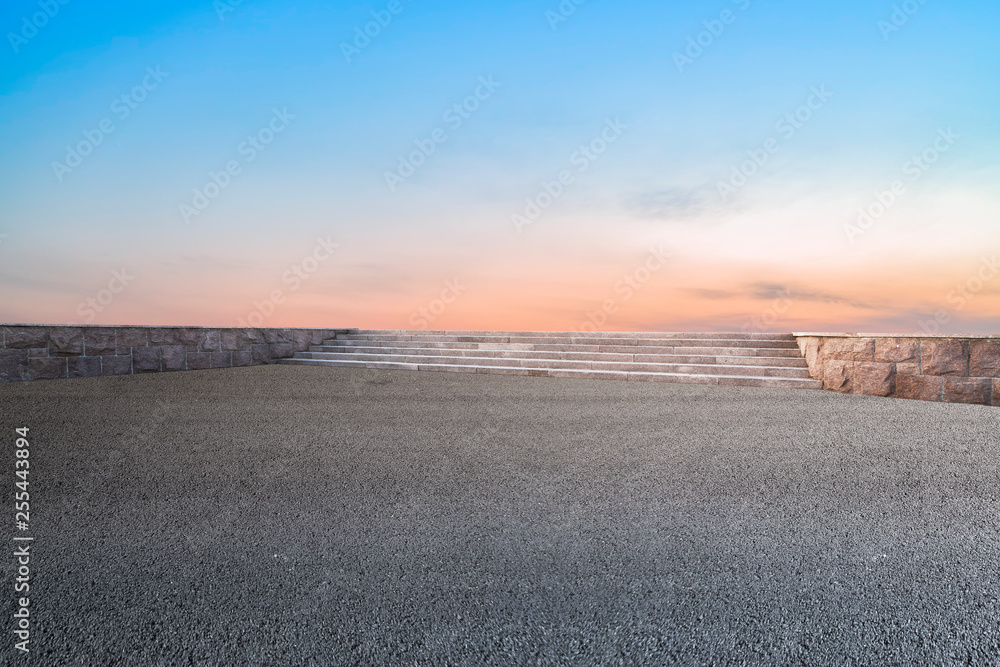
[[278, 330, 822, 389]]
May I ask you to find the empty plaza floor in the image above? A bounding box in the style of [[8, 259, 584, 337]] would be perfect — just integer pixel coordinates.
[[3, 365, 999, 665]]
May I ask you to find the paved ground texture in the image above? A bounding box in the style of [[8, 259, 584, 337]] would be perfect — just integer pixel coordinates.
[[3, 365, 1000, 665]]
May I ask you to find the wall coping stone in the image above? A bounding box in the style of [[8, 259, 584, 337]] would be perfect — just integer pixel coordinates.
[[794, 332, 999, 339]]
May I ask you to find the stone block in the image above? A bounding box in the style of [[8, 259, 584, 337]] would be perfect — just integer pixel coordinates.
[[943, 377, 992, 405], [0, 349, 29, 382], [117, 327, 148, 348], [293, 330, 312, 352], [795, 337, 823, 380], [238, 328, 266, 347], [28, 357, 67, 380], [251, 344, 272, 364], [895, 362, 920, 376], [101, 355, 132, 375], [994, 380, 1000, 407], [187, 352, 213, 370], [210, 352, 232, 368], [27, 348, 49, 358], [263, 329, 292, 344], [161, 345, 188, 371], [232, 350, 252, 367], [132, 346, 162, 373], [921, 340, 969, 376], [221, 329, 240, 351], [197, 330, 222, 352], [68, 357, 103, 378], [823, 359, 853, 393], [969, 340, 1000, 377], [84, 328, 117, 355], [3, 326, 48, 349], [853, 362, 896, 397], [149, 328, 198, 346], [269, 343, 294, 359], [48, 327, 84, 356], [874, 338, 920, 363], [821, 338, 875, 362], [896, 375, 943, 402]]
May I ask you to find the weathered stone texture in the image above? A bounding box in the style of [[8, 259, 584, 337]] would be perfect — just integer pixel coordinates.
[[197, 330, 222, 352], [920, 340, 969, 376], [969, 340, 1000, 377], [4, 326, 48, 349], [161, 345, 188, 372], [269, 343, 294, 359], [132, 347, 162, 373], [895, 363, 920, 376], [0, 349, 28, 382], [117, 328, 148, 348], [796, 337, 823, 380], [187, 353, 213, 370], [221, 330, 240, 351], [896, 375, 943, 402], [85, 328, 117, 355], [874, 338, 920, 363], [821, 338, 875, 362], [994, 380, 1000, 407], [68, 357, 103, 379], [232, 350, 252, 367], [49, 327, 84, 356], [251, 344, 272, 365], [942, 377, 992, 405], [823, 359, 853, 393], [28, 357, 67, 380], [101, 356, 132, 375], [210, 352, 232, 369], [853, 362, 896, 397], [149, 328, 198, 346]]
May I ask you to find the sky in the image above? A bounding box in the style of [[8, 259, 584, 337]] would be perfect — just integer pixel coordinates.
[[1, 0, 998, 333]]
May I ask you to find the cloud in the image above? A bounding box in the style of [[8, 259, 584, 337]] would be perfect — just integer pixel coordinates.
[[746, 282, 878, 310]]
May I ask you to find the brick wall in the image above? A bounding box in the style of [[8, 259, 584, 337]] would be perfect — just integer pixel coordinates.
[[794, 334, 1000, 406], [0, 325, 356, 383]]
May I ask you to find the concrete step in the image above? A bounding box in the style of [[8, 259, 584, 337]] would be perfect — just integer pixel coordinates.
[[349, 329, 795, 341], [294, 351, 813, 378], [278, 357, 823, 389], [337, 333, 799, 348], [318, 339, 805, 357], [308, 345, 808, 368]]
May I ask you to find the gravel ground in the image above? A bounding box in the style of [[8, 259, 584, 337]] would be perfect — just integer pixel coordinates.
[[2, 365, 999, 665]]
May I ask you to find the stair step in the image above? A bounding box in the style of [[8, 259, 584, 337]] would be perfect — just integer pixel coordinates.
[[297, 351, 811, 377], [349, 329, 795, 341], [319, 340, 804, 356], [338, 334, 799, 348], [278, 357, 822, 389], [308, 345, 808, 367]]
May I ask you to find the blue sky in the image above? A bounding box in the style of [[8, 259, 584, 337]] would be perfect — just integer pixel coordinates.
[[1, 0, 998, 331]]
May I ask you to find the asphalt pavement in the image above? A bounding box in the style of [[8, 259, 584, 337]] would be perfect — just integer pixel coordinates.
[[3, 365, 999, 665]]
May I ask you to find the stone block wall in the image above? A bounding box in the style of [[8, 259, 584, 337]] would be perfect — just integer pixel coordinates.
[[0, 325, 356, 383], [794, 334, 1000, 407]]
